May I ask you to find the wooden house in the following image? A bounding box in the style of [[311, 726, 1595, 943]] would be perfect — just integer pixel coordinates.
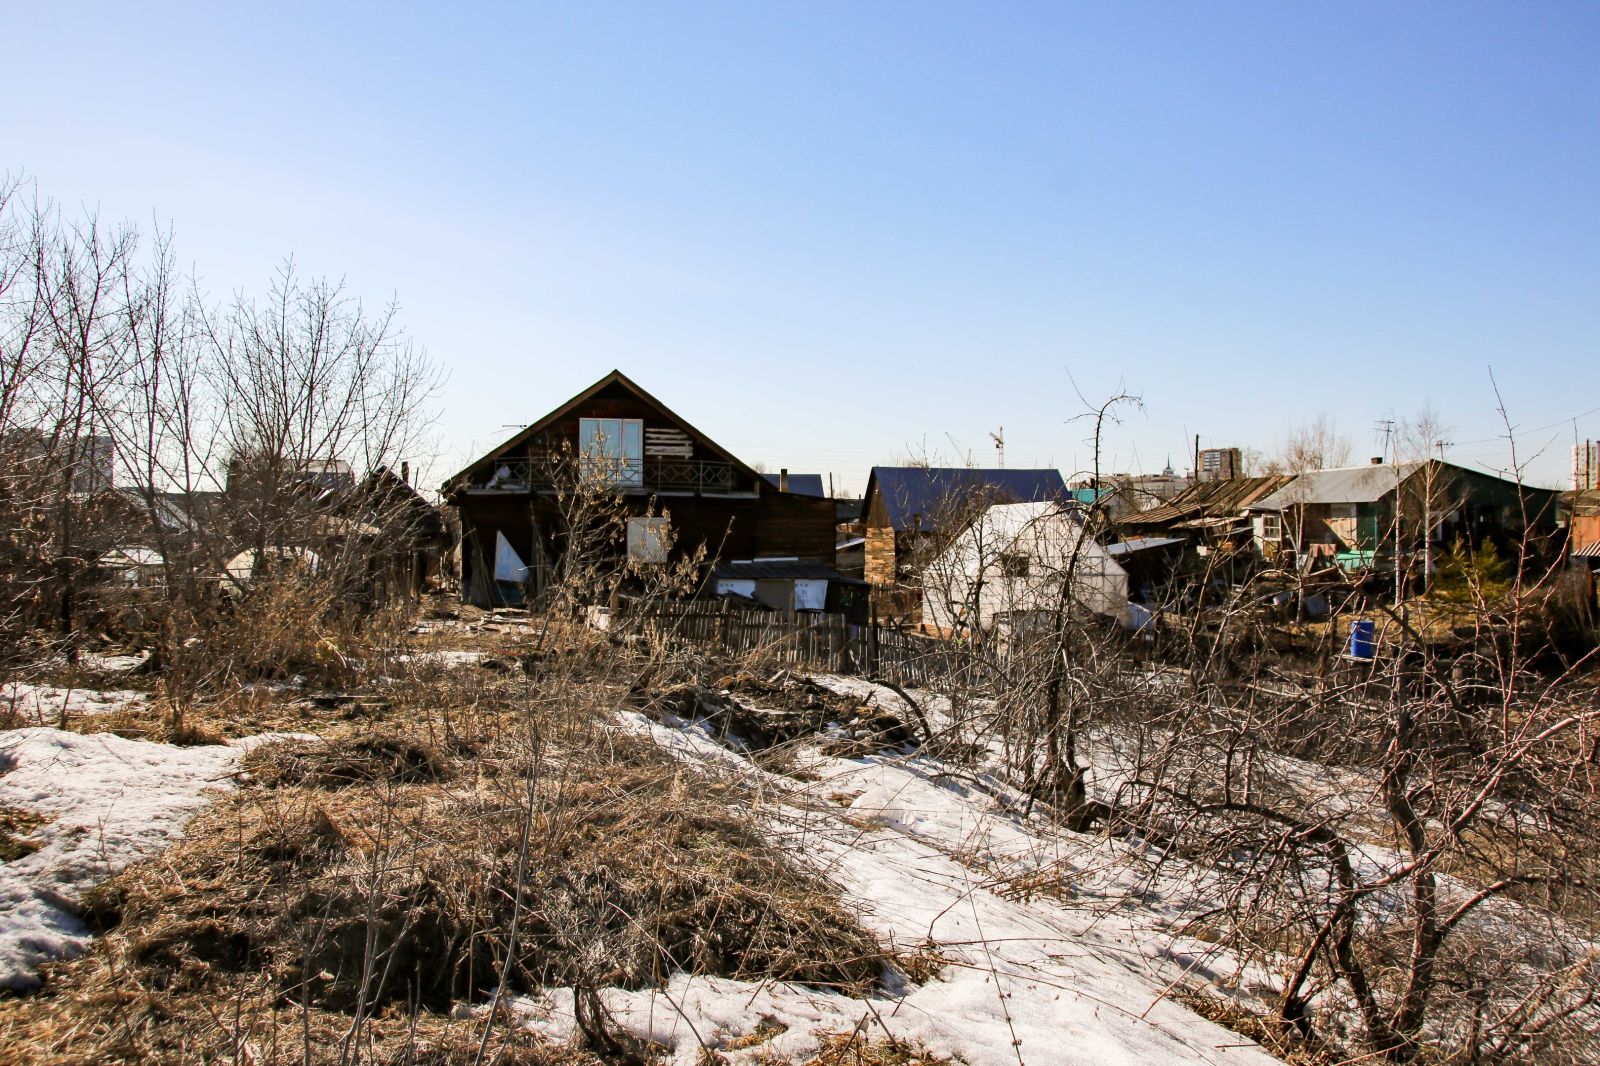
[[1113, 474, 1293, 591], [1249, 460, 1560, 582], [442, 370, 835, 605]]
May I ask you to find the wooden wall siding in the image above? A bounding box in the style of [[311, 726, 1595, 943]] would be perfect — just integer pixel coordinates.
[[864, 526, 897, 587], [456, 490, 835, 597], [644, 427, 693, 458], [1573, 515, 1600, 554], [865, 489, 892, 529]]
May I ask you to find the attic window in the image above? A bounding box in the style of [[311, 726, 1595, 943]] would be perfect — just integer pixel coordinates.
[[580, 418, 643, 487], [1000, 553, 1030, 579]]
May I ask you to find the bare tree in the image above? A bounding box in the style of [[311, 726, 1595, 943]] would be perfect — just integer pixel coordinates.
[[1267, 413, 1353, 475]]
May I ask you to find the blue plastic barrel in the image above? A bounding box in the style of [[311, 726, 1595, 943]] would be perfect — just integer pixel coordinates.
[[1348, 619, 1376, 659]]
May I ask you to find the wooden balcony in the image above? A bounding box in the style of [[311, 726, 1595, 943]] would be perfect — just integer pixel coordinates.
[[475, 456, 740, 495]]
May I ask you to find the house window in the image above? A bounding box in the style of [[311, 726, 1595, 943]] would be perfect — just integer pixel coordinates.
[[1260, 512, 1282, 543], [999, 553, 1030, 579], [579, 418, 644, 487], [627, 516, 669, 563]]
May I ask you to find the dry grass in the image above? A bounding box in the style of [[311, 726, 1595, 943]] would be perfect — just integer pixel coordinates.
[[1169, 988, 1338, 1066], [804, 1030, 953, 1065], [0, 649, 891, 1064], [0, 803, 47, 861]]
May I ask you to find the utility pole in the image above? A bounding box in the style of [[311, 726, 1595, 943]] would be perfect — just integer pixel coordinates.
[[1376, 419, 1402, 610]]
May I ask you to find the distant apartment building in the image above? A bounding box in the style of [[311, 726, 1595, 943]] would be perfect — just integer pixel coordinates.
[[1575, 441, 1600, 493], [1198, 447, 1243, 483]]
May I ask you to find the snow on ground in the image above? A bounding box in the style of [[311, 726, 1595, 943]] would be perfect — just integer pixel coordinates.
[[1, 682, 149, 724], [78, 652, 149, 675], [594, 705, 1282, 1066], [0, 727, 287, 990], [397, 649, 488, 668]]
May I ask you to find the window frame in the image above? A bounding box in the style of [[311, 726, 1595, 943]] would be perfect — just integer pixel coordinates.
[[579, 417, 644, 487], [627, 515, 670, 564]]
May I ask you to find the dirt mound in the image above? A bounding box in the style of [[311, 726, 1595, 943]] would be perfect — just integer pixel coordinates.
[[642, 673, 916, 760], [244, 733, 453, 789]]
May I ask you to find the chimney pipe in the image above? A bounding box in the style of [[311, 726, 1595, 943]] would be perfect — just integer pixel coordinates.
[[779, 468, 789, 492], [401, 460, 410, 483]]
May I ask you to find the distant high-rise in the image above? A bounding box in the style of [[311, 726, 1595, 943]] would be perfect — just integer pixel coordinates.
[[1198, 447, 1242, 482], [1575, 442, 1600, 491]]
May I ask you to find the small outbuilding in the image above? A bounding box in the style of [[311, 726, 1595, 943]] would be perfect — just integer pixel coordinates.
[[920, 501, 1129, 639]]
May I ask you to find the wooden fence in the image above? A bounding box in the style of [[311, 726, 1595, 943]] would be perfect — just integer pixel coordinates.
[[868, 626, 1009, 690], [625, 598, 1013, 688], [627, 599, 864, 673]]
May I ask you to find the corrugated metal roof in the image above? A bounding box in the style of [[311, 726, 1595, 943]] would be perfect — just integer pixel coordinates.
[[1252, 463, 1426, 510], [1105, 536, 1186, 557], [1573, 540, 1600, 558], [865, 467, 1067, 532], [761, 473, 826, 497], [713, 559, 866, 582]]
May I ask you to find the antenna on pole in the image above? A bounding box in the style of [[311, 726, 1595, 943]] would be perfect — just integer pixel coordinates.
[[1374, 419, 1402, 608], [989, 427, 1005, 469]]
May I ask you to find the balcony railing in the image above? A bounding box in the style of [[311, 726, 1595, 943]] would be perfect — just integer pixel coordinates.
[[477, 457, 738, 494]]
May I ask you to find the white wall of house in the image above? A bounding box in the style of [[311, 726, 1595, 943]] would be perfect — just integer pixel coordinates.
[[921, 502, 1129, 634]]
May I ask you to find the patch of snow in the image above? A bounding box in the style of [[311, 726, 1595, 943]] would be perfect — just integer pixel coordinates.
[[396, 649, 488, 668], [0, 727, 288, 991], [608, 709, 1282, 1066], [79, 652, 149, 675], [0, 683, 148, 724]]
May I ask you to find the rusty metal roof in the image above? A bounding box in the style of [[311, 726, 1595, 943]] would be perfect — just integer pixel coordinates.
[[1118, 475, 1291, 528]]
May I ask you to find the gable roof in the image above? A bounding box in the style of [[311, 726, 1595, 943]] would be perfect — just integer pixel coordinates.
[[761, 473, 826, 498], [1252, 462, 1429, 510], [443, 369, 762, 492], [863, 467, 1067, 532]]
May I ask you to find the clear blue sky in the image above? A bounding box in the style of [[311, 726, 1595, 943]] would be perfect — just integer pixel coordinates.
[[7, 2, 1597, 493]]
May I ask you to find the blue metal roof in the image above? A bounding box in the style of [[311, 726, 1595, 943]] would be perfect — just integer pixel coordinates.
[[865, 467, 1068, 532], [761, 473, 826, 497]]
